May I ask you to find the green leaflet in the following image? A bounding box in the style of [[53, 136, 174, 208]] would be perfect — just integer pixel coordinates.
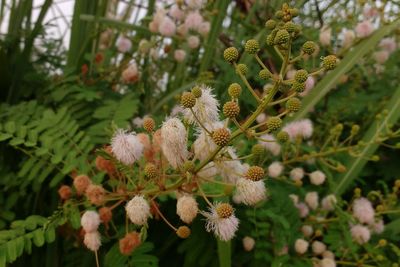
[[289, 19, 400, 121], [333, 86, 400, 195]]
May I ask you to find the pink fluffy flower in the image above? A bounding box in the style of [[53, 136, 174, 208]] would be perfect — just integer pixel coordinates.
[[185, 11, 203, 30], [174, 49, 186, 62], [296, 202, 310, 218], [169, 5, 184, 21], [352, 197, 375, 224], [290, 167, 304, 181], [122, 63, 140, 83], [373, 50, 389, 64], [371, 219, 384, 234], [283, 119, 313, 141], [355, 20, 374, 38], [363, 6, 379, 18], [379, 38, 397, 53], [295, 239, 309, 254], [305, 192, 319, 210], [342, 29, 355, 48], [351, 224, 370, 244], [321, 194, 337, 211], [84, 231, 101, 251], [81, 210, 100, 233], [116, 37, 132, 53], [309, 170, 326, 185], [268, 161, 283, 178], [198, 22, 210, 36], [187, 35, 200, 49], [158, 16, 176, 37], [319, 26, 331, 46], [299, 76, 316, 97]]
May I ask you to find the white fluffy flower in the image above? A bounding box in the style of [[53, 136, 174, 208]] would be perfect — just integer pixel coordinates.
[[322, 250, 335, 260], [176, 195, 198, 224], [371, 219, 384, 234], [184, 11, 203, 30], [158, 16, 176, 37], [321, 194, 337, 211], [305, 192, 319, 210], [242, 236, 255, 251], [161, 118, 189, 169], [81, 210, 100, 233], [198, 22, 210, 36], [301, 225, 313, 237], [268, 161, 283, 178], [111, 129, 144, 165], [125, 195, 150, 225], [352, 197, 375, 224], [258, 134, 281, 156], [202, 204, 239, 241], [174, 49, 186, 62], [187, 35, 200, 49], [351, 224, 370, 244], [169, 5, 184, 21], [379, 38, 397, 53], [312, 241, 326, 255], [309, 170, 326, 185], [296, 202, 310, 218], [282, 119, 313, 141], [290, 167, 304, 181], [84, 231, 101, 251], [235, 178, 266, 205], [116, 36, 132, 53], [213, 147, 246, 183], [184, 85, 219, 126], [320, 258, 336, 267], [295, 239, 309, 254]]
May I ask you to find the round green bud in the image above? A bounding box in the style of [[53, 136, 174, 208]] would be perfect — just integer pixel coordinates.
[[284, 21, 297, 33], [245, 39, 260, 54], [266, 116, 282, 132], [276, 131, 289, 142], [289, 8, 299, 17], [266, 34, 275, 46], [292, 81, 305, 93], [223, 101, 240, 118], [223, 47, 239, 63], [144, 163, 158, 179], [251, 144, 265, 156], [235, 63, 248, 75], [183, 161, 195, 172], [265, 19, 276, 30], [274, 29, 290, 45], [259, 69, 271, 80], [302, 41, 316, 55], [323, 55, 338, 70], [371, 155, 380, 161], [181, 92, 196, 108], [191, 86, 202, 98], [294, 69, 308, 83], [228, 83, 242, 98], [294, 24, 302, 34], [275, 10, 284, 19], [286, 97, 302, 112]]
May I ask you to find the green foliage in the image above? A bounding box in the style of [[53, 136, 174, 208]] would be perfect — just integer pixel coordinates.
[[104, 242, 159, 267]]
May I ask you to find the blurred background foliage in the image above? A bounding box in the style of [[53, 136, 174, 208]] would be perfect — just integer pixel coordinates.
[[0, 0, 399, 266]]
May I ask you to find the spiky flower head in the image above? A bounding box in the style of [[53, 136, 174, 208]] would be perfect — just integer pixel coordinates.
[[276, 131, 289, 142], [212, 128, 231, 146], [176, 226, 191, 239], [111, 129, 144, 165], [292, 81, 305, 93], [259, 69, 271, 80], [302, 41, 316, 55], [245, 166, 265, 181], [284, 21, 297, 33], [181, 92, 196, 108], [81, 210, 101, 233], [184, 85, 219, 126], [294, 69, 308, 83], [235, 63, 248, 75], [251, 144, 265, 156], [161, 117, 189, 169], [191, 86, 202, 98], [223, 47, 239, 62], [265, 19, 276, 30], [323, 55, 338, 70], [176, 195, 198, 224], [223, 101, 240, 118], [274, 29, 290, 45], [286, 97, 302, 112], [266, 116, 282, 132], [201, 203, 239, 241], [235, 178, 266, 205], [266, 34, 275, 46], [125, 195, 151, 225], [143, 117, 155, 132], [144, 163, 158, 179], [228, 83, 242, 98], [245, 39, 260, 54]]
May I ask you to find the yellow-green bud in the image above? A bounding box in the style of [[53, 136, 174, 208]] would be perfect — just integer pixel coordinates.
[[294, 69, 308, 83], [212, 128, 231, 146], [323, 55, 338, 70], [275, 10, 284, 19], [191, 86, 202, 98], [290, 8, 299, 17], [277, 131, 289, 142], [245, 166, 265, 181], [286, 97, 302, 112], [228, 83, 242, 98], [223, 101, 240, 118], [181, 92, 196, 108], [183, 161, 195, 172], [302, 41, 316, 55], [224, 47, 239, 62], [266, 116, 282, 132], [259, 69, 271, 80], [284, 21, 297, 33], [236, 63, 248, 75], [274, 29, 290, 45], [245, 39, 260, 54], [292, 81, 305, 93], [144, 163, 158, 179], [265, 19, 276, 30], [371, 155, 380, 161], [251, 144, 265, 156], [266, 34, 275, 46], [351, 125, 360, 135]]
